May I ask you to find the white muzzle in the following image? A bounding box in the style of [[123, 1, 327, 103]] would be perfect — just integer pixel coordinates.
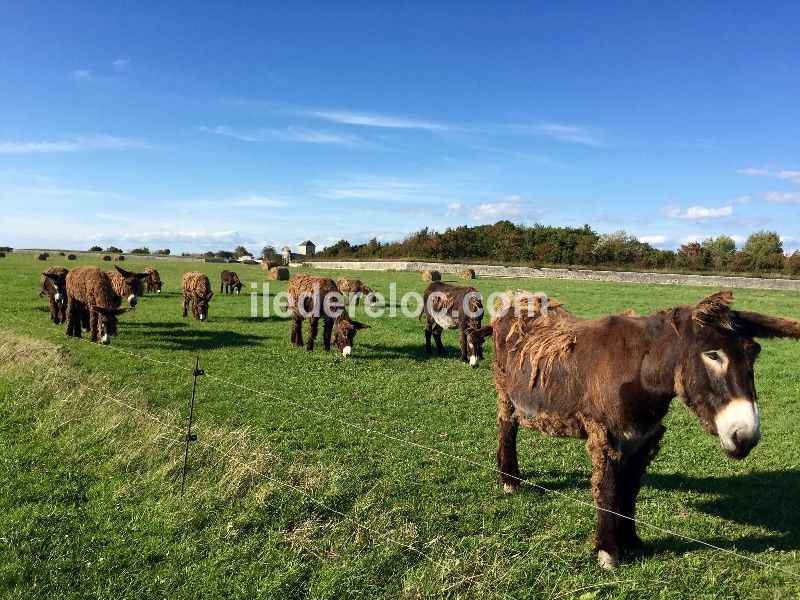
[[342, 345, 352, 358], [715, 399, 760, 455], [469, 355, 479, 368], [101, 333, 110, 344]]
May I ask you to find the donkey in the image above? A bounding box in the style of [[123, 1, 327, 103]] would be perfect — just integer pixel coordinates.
[[40, 266, 69, 324], [287, 274, 370, 357], [422, 281, 492, 367], [491, 290, 800, 569], [220, 269, 243, 294]]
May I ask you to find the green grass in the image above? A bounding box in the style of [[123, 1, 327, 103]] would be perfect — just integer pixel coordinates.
[[1, 252, 800, 598]]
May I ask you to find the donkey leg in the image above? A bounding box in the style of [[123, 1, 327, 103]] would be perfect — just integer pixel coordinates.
[[291, 314, 303, 346], [322, 317, 333, 351], [306, 316, 319, 352], [182, 296, 189, 318], [424, 316, 434, 355], [459, 328, 468, 363], [89, 310, 99, 343], [497, 390, 521, 493], [618, 425, 666, 556], [49, 298, 58, 324], [432, 324, 446, 356], [585, 421, 623, 569]]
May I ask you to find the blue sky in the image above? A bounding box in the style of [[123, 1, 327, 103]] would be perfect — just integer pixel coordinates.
[[1, 1, 799, 253]]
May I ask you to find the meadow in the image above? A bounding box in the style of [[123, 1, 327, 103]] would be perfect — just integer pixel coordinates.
[[1, 252, 799, 598]]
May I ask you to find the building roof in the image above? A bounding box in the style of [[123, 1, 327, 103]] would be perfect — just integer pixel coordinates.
[[280, 245, 292, 252], [299, 240, 315, 246]]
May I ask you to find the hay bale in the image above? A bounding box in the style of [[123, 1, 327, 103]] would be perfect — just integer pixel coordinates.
[[101, 255, 112, 261], [459, 268, 476, 279], [36, 253, 48, 261], [0, 252, 5, 258], [261, 260, 278, 271], [114, 254, 125, 261], [67, 254, 77, 260], [58, 251, 66, 256], [268, 266, 289, 281], [422, 269, 441, 281]]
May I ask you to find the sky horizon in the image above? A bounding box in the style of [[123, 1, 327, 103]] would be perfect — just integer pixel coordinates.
[[2, 2, 799, 254]]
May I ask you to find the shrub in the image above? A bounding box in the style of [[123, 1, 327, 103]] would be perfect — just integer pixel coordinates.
[[785, 251, 800, 276]]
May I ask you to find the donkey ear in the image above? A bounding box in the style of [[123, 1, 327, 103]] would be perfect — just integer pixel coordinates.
[[206, 291, 214, 300], [136, 272, 150, 280], [352, 320, 371, 330], [114, 265, 133, 277], [42, 272, 60, 279], [475, 325, 493, 338], [734, 311, 800, 339], [692, 290, 735, 330]]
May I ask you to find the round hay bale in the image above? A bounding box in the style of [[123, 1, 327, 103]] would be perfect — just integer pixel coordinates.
[[261, 260, 278, 271], [459, 268, 476, 279], [268, 266, 289, 281], [67, 254, 77, 260], [422, 269, 441, 281], [36, 253, 48, 261], [101, 255, 112, 261], [0, 252, 5, 258], [58, 251, 66, 256], [114, 254, 125, 261]]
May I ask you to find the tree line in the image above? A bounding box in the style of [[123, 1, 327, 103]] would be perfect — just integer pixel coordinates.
[[316, 221, 800, 276]]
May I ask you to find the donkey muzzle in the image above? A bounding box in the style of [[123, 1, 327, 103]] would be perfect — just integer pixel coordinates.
[[715, 399, 760, 459]]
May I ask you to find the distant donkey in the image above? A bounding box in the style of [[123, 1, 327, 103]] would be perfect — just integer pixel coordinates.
[[40, 266, 69, 324], [220, 269, 243, 294], [491, 290, 800, 569]]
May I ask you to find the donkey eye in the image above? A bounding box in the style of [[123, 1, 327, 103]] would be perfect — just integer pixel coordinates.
[[703, 350, 722, 363]]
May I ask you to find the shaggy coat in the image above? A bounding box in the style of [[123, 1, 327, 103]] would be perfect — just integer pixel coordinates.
[[143, 267, 162, 293], [220, 270, 243, 294], [40, 266, 69, 324], [65, 266, 129, 343], [422, 281, 491, 367], [336, 277, 375, 306], [182, 272, 213, 320], [105, 266, 149, 307], [287, 274, 370, 356], [491, 290, 800, 569]]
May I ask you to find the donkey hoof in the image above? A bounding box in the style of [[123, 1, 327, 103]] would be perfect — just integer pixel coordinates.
[[502, 482, 519, 495], [597, 550, 619, 570]]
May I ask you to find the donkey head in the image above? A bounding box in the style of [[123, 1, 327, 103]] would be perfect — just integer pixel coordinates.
[[115, 266, 149, 307], [194, 291, 213, 321], [333, 315, 370, 357], [674, 291, 800, 459], [466, 325, 493, 368], [42, 271, 68, 305]]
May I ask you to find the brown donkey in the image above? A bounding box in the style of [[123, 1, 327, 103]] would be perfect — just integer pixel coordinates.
[[491, 290, 800, 569]]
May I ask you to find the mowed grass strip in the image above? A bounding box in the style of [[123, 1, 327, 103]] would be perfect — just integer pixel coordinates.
[[1, 252, 799, 598]]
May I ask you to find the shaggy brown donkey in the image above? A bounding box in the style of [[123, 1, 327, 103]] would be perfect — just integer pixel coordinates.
[[182, 272, 213, 320], [492, 290, 800, 569], [336, 277, 376, 306], [40, 266, 69, 324], [287, 274, 370, 356], [106, 266, 149, 307], [220, 270, 243, 294], [422, 281, 492, 367], [65, 267, 130, 344], [143, 267, 162, 293]]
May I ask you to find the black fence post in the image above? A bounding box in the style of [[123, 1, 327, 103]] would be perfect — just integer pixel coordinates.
[[180, 356, 204, 498]]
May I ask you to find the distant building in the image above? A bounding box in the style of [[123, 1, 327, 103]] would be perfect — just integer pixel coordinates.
[[281, 241, 316, 264], [236, 255, 255, 263]]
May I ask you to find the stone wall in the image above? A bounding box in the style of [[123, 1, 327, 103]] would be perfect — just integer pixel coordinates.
[[308, 260, 800, 291]]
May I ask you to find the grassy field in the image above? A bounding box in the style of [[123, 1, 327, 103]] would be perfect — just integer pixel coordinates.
[[1, 252, 799, 598]]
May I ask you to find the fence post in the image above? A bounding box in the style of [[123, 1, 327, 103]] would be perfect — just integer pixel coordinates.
[[180, 356, 204, 498]]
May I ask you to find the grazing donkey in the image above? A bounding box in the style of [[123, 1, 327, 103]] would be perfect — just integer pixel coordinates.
[[182, 272, 213, 320], [40, 266, 69, 324], [65, 266, 131, 344], [422, 281, 492, 367], [220, 269, 243, 294], [336, 277, 376, 306], [491, 290, 800, 569], [287, 274, 370, 356], [143, 267, 162, 293]]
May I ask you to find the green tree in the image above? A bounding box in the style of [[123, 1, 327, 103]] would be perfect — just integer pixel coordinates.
[[233, 245, 250, 258], [701, 236, 736, 270], [741, 231, 783, 270], [89, 246, 102, 252]]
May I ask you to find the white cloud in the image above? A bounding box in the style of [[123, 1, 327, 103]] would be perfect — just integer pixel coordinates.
[[445, 202, 462, 217], [314, 176, 452, 203], [0, 135, 158, 154], [738, 167, 800, 185], [202, 125, 360, 146], [492, 122, 602, 147], [73, 69, 91, 79], [680, 234, 703, 245], [112, 59, 129, 69], [638, 235, 671, 246], [469, 195, 526, 220], [732, 195, 750, 204], [297, 109, 454, 132], [763, 191, 800, 203], [683, 205, 733, 219], [660, 205, 681, 218]]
